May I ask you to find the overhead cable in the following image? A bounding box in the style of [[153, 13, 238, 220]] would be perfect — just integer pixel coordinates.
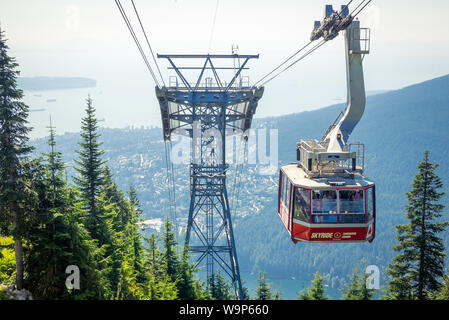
[[255, 0, 372, 87], [115, 0, 160, 87], [131, 0, 166, 86], [208, 0, 220, 53], [259, 39, 327, 87]]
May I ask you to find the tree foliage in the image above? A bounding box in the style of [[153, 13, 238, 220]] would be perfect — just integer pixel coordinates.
[[385, 150, 448, 300], [255, 271, 273, 300], [341, 269, 375, 300], [0, 28, 34, 290], [298, 271, 329, 300]]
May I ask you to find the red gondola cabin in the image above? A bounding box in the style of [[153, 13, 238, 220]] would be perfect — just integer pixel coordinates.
[[278, 164, 375, 243]]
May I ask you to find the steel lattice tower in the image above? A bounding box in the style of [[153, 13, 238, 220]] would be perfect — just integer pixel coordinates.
[[156, 54, 264, 299]]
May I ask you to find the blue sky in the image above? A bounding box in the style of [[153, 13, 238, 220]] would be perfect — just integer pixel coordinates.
[[1, 0, 449, 125]]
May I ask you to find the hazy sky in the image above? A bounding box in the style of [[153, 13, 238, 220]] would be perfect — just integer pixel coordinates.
[[1, 0, 449, 125]]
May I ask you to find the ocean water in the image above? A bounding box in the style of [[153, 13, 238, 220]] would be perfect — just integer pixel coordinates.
[[23, 77, 163, 140]]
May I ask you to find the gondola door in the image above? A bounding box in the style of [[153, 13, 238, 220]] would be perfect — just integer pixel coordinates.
[[278, 170, 293, 234]]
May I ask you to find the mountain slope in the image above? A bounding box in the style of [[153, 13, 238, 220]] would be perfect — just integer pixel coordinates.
[[237, 74, 449, 284], [31, 74, 449, 292]]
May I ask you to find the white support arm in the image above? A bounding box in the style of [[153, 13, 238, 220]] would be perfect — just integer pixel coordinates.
[[323, 20, 368, 153]]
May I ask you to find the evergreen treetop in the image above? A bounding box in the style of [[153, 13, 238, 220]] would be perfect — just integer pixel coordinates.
[[385, 150, 448, 300], [74, 96, 107, 239], [298, 271, 329, 300], [0, 27, 34, 290]]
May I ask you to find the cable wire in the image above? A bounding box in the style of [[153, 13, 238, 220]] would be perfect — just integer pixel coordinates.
[[352, 0, 372, 18], [253, 41, 314, 87], [254, 0, 355, 87], [259, 39, 327, 87], [256, 0, 372, 87], [169, 140, 178, 231], [208, 0, 220, 53], [349, 0, 366, 17], [131, 0, 166, 87], [341, 0, 355, 14], [115, 0, 160, 87], [231, 139, 247, 218], [230, 136, 244, 212], [164, 140, 177, 227]]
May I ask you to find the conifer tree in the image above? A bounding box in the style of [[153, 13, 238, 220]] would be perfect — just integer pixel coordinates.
[[435, 270, 449, 300], [127, 185, 145, 284], [115, 258, 139, 300], [74, 95, 106, 240], [385, 150, 447, 300], [45, 118, 65, 202], [142, 233, 178, 300], [161, 217, 179, 283], [63, 188, 103, 299], [298, 271, 329, 300], [24, 123, 101, 299], [177, 246, 204, 300], [273, 287, 283, 300], [341, 269, 375, 300], [24, 123, 67, 298], [103, 167, 130, 231], [207, 271, 233, 300], [0, 28, 34, 290], [128, 184, 143, 218], [255, 272, 273, 300], [73, 97, 127, 299], [145, 233, 163, 280], [241, 279, 251, 300]]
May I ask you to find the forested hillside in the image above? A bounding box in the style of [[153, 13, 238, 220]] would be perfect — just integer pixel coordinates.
[[30, 74, 449, 292]]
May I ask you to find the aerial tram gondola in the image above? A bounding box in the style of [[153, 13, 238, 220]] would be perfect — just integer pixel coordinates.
[[278, 5, 375, 243]]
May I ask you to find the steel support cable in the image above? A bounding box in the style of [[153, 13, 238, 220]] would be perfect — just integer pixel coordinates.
[[254, 0, 355, 87], [351, 0, 372, 18], [208, 0, 220, 53], [115, 0, 160, 87], [257, 0, 369, 87], [168, 140, 178, 231], [232, 141, 247, 217], [130, 0, 166, 87], [349, 0, 366, 16], [229, 139, 240, 210], [260, 39, 327, 87], [164, 140, 174, 222], [253, 41, 314, 87], [230, 136, 244, 213], [341, 0, 355, 15], [231, 139, 247, 217]]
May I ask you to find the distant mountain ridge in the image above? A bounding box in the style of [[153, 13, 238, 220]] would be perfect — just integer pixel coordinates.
[[18, 76, 96, 91]]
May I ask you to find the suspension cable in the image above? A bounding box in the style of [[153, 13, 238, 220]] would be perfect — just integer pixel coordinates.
[[168, 140, 178, 231], [259, 39, 327, 87], [208, 0, 220, 53], [230, 136, 244, 211], [253, 41, 314, 87], [256, 0, 372, 88], [115, 0, 160, 87], [254, 0, 355, 87], [352, 0, 372, 18], [341, 0, 355, 14], [164, 140, 175, 223], [130, 0, 166, 87], [231, 139, 247, 217], [349, 0, 366, 16]]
